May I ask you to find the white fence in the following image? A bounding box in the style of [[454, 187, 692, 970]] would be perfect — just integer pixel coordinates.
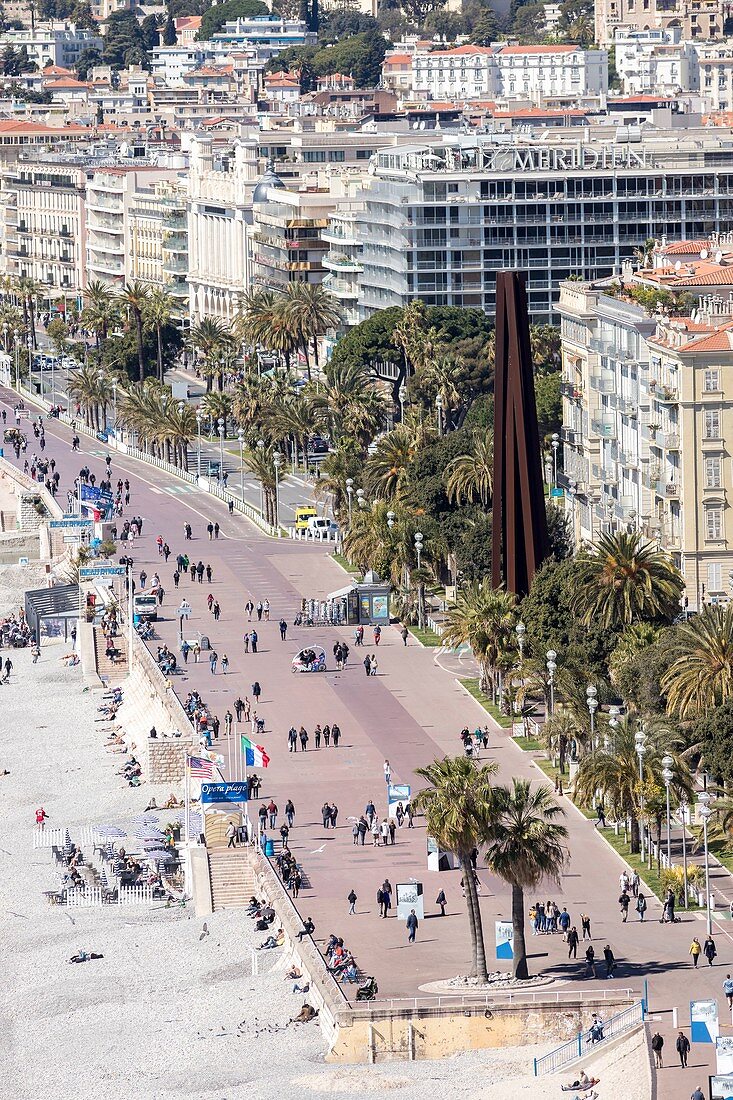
[[64, 884, 155, 908], [66, 887, 104, 908], [33, 825, 103, 850], [118, 884, 155, 906]]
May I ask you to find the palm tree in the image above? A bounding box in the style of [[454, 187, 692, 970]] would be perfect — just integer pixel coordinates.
[[364, 426, 415, 500], [67, 365, 113, 430], [188, 317, 234, 393], [282, 283, 342, 380], [574, 531, 684, 630], [13, 276, 42, 348], [445, 433, 493, 507], [236, 288, 280, 348], [144, 287, 174, 383], [412, 756, 498, 983], [310, 360, 389, 446], [421, 353, 467, 431], [119, 280, 151, 382], [574, 719, 691, 853], [202, 391, 233, 438], [271, 391, 315, 469], [661, 605, 733, 719], [441, 580, 517, 696], [484, 780, 568, 979], [83, 279, 119, 348], [244, 443, 278, 525]]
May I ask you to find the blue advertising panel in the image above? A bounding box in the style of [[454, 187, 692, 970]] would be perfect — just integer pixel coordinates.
[[201, 782, 249, 805], [496, 920, 514, 960], [691, 999, 719, 1043]]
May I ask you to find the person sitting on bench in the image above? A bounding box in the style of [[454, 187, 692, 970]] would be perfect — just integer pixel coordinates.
[[297, 917, 315, 941]]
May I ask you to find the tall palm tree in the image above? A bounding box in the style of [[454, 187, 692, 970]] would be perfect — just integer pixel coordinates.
[[236, 288, 280, 348], [661, 605, 733, 719], [574, 719, 691, 852], [188, 316, 234, 393], [202, 391, 233, 438], [421, 353, 467, 431], [282, 282, 342, 380], [574, 531, 684, 630], [83, 279, 119, 348], [13, 276, 42, 348], [484, 780, 568, 979], [67, 364, 112, 430], [310, 360, 390, 446], [413, 756, 498, 983], [441, 580, 517, 696], [271, 391, 315, 469], [244, 443, 278, 525], [119, 280, 150, 382], [364, 426, 415, 501], [445, 433, 493, 507], [144, 287, 174, 383]]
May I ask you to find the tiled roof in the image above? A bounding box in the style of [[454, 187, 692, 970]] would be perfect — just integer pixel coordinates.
[[383, 54, 412, 66], [419, 45, 493, 57], [176, 15, 202, 29]]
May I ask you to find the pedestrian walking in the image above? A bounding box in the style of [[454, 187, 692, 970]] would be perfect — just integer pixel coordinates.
[[299, 726, 308, 751], [384, 759, 391, 785], [323, 724, 331, 747], [245, 600, 254, 620], [279, 618, 287, 640], [724, 974, 733, 1009], [221, 653, 229, 674], [234, 697, 245, 723], [285, 799, 295, 827], [676, 1031, 690, 1068], [704, 935, 717, 966], [636, 894, 647, 922], [209, 651, 218, 675], [371, 819, 380, 846], [243, 633, 249, 654], [690, 937, 702, 967], [630, 870, 640, 897], [348, 889, 357, 914], [406, 909, 418, 943], [595, 801, 606, 828], [619, 890, 630, 922], [264, 599, 270, 621], [226, 821, 236, 849], [603, 944, 616, 978], [380, 819, 389, 846], [206, 565, 213, 584], [207, 522, 214, 540], [314, 724, 321, 749], [567, 926, 579, 959], [224, 711, 233, 737], [651, 1031, 664, 1069], [252, 681, 261, 703], [436, 889, 447, 916], [585, 944, 596, 977], [251, 630, 258, 653], [214, 522, 220, 539], [332, 723, 340, 747], [363, 654, 371, 677], [256, 601, 263, 621], [288, 726, 297, 753], [370, 656, 378, 676], [401, 625, 408, 646], [213, 601, 221, 621], [267, 799, 277, 829]]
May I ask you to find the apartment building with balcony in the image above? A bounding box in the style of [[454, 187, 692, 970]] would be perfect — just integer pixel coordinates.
[[86, 167, 178, 288], [348, 122, 733, 324], [0, 161, 88, 304], [126, 178, 189, 325], [595, 0, 728, 47], [251, 184, 335, 292], [559, 247, 733, 610]]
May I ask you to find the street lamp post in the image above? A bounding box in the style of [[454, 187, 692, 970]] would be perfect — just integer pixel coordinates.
[[345, 478, 354, 522], [607, 705, 620, 751], [256, 438, 265, 516], [516, 620, 525, 666], [273, 451, 282, 533], [414, 531, 424, 629], [414, 531, 423, 570], [679, 798, 689, 909], [698, 791, 713, 935], [238, 429, 245, 503], [386, 510, 395, 530], [113, 382, 118, 438], [436, 393, 443, 436], [586, 684, 598, 748], [662, 754, 674, 867], [551, 432, 560, 489], [196, 411, 202, 479], [635, 728, 647, 862], [356, 488, 366, 510], [398, 382, 406, 422], [13, 327, 19, 390], [546, 649, 557, 716], [217, 417, 225, 481]]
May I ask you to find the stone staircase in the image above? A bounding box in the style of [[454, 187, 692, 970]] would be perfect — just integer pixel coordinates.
[[93, 626, 129, 685], [208, 846, 257, 911]]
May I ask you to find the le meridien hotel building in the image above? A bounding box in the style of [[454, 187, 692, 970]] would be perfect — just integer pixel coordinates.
[[351, 122, 733, 322]]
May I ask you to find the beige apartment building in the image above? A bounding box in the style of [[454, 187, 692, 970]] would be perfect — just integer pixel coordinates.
[[559, 239, 733, 610], [0, 160, 88, 306], [595, 0, 729, 48]]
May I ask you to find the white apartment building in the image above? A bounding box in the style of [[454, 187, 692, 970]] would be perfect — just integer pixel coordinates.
[[696, 42, 733, 111], [0, 23, 103, 70], [493, 45, 608, 101], [411, 44, 607, 103], [0, 160, 88, 304], [150, 45, 211, 88], [613, 28, 697, 95], [412, 46, 495, 101], [86, 167, 178, 289], [559, 238, 733, 610]]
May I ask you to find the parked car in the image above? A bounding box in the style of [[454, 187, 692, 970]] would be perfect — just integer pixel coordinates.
[[307, 435, 329, 454]]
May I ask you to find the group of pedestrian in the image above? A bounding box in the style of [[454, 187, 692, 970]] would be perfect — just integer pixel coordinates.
[[287, 723, 341, 751]]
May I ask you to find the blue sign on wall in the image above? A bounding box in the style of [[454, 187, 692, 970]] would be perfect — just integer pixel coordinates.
[[201, 782, 249, 805]]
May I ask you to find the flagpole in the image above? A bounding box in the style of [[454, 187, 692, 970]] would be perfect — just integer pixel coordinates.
[[242, 730, 249, 841], [184, 755, 190, 846]]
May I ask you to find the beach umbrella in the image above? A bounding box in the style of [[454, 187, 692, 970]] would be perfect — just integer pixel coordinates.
[[96, 826, 126, 837]]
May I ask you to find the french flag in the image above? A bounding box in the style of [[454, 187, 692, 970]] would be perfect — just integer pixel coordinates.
[[241, 735, 270, 769]]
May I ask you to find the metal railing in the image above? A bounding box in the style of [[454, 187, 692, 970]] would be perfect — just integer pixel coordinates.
[[366, 987, 636, 1014], [533, 1000, 645, 1075]]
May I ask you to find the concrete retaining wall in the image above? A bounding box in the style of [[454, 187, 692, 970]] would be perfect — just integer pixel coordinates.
[[116, 636, 193, 784]]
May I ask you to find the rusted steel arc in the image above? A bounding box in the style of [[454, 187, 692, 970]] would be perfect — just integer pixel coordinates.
[[491, 271, 549, 597]]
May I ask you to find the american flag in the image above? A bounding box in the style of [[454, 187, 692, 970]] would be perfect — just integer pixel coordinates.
[[188, 755, 217, 779]]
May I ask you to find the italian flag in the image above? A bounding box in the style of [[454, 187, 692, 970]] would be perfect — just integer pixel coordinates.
[[241, 734, 270, 769]]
